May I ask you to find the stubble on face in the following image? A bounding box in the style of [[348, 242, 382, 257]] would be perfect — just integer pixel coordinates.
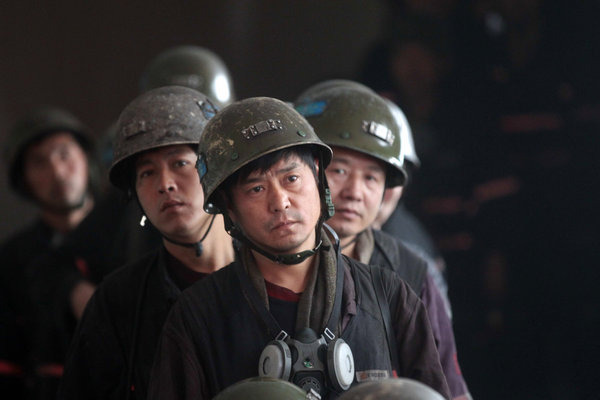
[[227, 155, 322, 256]]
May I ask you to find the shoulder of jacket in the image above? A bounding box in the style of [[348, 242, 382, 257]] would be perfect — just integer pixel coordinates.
[[374, 230, 428, 267], [97, 248, 161, 292]]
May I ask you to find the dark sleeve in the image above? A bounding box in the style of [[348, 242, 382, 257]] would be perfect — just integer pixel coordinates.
[[389, 274, 452, 400], [148, 299, 209, 400], [421, 274, 471, 400], [57, 289, 127, 400]]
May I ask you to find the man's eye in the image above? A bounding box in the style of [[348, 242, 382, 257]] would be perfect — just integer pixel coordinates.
[[288, 175, 299, 182], [332, 168, 346, 175], [174, 160, 189, 168], [59, 149, 71, 161], [367, 174, 384, 183], [251, 186, 263, 193], [139, 170, 152, 179]]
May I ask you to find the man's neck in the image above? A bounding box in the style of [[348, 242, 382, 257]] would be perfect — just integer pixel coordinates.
[[40, 195, 94, 234], [163, 214, 234, 274], [252, 249, 316, 294], [339, 233, 358, 259]]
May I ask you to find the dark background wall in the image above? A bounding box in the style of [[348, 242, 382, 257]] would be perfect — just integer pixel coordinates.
[[0, 0, 388, 241]]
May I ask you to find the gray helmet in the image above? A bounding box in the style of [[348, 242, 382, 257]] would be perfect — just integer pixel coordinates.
[[4, 106, 93, 197], [384, 98, 420, 168], [295, 79, 375, 104], [109, 85, 217, 191], [338, 378, 445, 400], [213, 377, 319, 400], [295, 86, 406, 187], [197, 96, 332, 213], [139, 45, 235, 108]]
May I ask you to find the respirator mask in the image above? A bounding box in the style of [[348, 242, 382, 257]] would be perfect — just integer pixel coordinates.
[[258, 327, 354, 397]]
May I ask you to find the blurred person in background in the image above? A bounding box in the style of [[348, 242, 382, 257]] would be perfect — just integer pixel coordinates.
[[0, 106, 98, 399]]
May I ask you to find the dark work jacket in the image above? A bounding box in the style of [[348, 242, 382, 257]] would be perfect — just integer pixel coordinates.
[[370, 229, 428, 293], [0, 219, 65, 400], [381, 203, 438, 260], [58, 246, 179, 400], [369, 229, 470, 400], [148, 244, 451, 400]]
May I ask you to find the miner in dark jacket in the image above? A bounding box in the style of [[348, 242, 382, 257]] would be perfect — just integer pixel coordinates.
[[58, 86, 234, 400], [148, 97, 451, 399], [296, 84, 470, 400]]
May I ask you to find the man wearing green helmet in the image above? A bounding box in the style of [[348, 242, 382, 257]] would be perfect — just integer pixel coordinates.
[[58, 86, 234, 400], [296, 84, 470, 400], [73, 45, 238, 284], [148, 97, 451, 399]]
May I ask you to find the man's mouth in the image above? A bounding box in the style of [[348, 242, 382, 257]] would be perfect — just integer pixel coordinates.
[[336, 207, 361, 218], [161, 199, 185, 212], [270, 219, 297, 230]]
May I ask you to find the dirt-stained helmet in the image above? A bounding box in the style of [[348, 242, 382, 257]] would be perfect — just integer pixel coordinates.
[[4, 106, 93, 197], [139, 45, 235, 108], [213, 377, 320, 400], [338, 378, 445, 400], [295, 86, 406, 187], [196, 96, 332, 213], [295, 79, 375, 104], [109, 85, 217, 191]]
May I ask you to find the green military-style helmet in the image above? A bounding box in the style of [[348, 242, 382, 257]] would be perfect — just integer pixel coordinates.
[[295, 86, 406, 187], [196, 96, 332, 214], [109, 85, 217, 191], [295, 79, 374, 104], [139, 45, 235, 108], [213, 377, 320, 400], [337, 378, 445, 400], [4, 106, 93, 196]]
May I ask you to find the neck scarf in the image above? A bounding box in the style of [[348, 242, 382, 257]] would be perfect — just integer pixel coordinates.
[[243, 228, 338, 334]]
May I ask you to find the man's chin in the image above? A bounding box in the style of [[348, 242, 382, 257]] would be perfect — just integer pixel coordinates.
[[40, 195, 87, 214], [259, 236, 310, 255], [328, 224, 360, 240]]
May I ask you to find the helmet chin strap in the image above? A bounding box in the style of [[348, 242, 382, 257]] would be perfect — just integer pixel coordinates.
[[162, 214, 216, 257], [248, 236, 322, 265], [224, 214, 322, 265]]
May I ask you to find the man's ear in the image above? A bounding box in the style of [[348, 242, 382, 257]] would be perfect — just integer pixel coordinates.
[[314, 156, 320, 174], [227, 207, 237, 224], [220, 189, 237, 224]]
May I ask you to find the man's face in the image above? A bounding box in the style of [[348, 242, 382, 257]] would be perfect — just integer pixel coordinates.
[[326, 147, 386, 239], [227, 153, 321, 256], [24, 131, 89, 212], [135, 144, 209, 242]]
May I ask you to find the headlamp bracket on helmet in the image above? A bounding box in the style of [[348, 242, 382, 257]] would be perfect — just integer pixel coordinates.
[[362, 120, 394, 145], [241, 119, 283, 140]]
